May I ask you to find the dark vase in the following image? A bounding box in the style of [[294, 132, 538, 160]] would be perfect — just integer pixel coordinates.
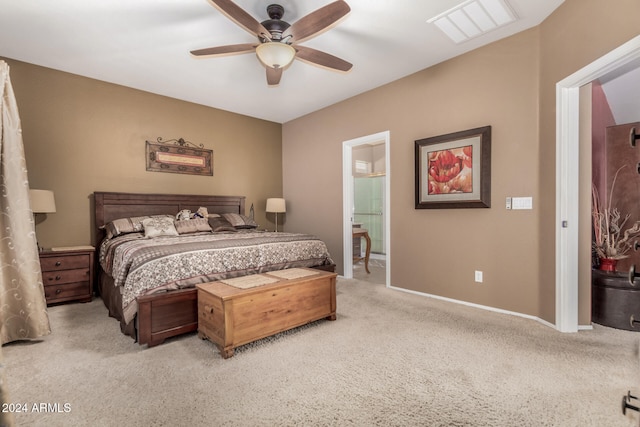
[[599, 257, 618, 272]]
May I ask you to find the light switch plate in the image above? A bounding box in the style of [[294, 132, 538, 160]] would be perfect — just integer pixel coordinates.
[[512, 197, 533, 210]]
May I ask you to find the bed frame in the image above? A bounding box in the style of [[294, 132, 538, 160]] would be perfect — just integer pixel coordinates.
[[93, 191, 335, 347]]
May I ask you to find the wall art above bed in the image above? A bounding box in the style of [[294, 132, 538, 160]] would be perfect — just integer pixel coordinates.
[[146, 137, 213, 176], [415, 126, 491, 209]]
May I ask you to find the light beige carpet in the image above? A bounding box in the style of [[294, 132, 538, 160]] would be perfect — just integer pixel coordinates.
[[3, 278, 640, 426]]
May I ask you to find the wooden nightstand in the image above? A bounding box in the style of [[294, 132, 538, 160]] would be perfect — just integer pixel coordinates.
[[39, 246, 94, 305]]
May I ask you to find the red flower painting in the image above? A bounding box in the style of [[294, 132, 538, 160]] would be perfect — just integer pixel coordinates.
[[415, 126, 490, 209], [427, 145, 473, 194]]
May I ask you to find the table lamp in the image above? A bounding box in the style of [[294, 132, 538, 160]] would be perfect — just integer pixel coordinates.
[[29, 189, 56, 251], [266, 198, 286, 232]]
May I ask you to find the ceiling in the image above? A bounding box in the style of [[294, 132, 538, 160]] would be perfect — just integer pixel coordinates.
[[600, 62, 640, 125], [0, 0, 566, 123]]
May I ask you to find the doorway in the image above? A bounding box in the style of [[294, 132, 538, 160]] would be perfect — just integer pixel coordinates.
[[556, 34, 640, 332], [342, 131, 391, 286]]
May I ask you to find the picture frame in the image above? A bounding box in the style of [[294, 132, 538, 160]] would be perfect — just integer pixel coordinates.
[[146, 138, 213, 176], [415, 126, 491, 209]]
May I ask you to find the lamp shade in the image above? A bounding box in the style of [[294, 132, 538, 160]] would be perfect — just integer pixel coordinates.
[[29, 189, 56, 213], [256, 42, 296, 69], [266, 198, 286, 213]]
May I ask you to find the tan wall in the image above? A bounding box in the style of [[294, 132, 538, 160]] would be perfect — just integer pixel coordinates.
[[283, 0, 640, 322], [3, 58, 282, 248], [284, 28, 542, 317]]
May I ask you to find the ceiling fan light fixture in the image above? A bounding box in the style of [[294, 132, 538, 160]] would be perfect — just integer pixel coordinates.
[[256, 42, 296, 69]]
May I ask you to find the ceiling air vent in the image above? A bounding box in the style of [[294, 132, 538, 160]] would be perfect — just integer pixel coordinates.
[[427, 0, 518, 44]]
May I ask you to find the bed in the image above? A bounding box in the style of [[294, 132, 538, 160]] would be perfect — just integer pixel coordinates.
[[94, 191, 335, 347]]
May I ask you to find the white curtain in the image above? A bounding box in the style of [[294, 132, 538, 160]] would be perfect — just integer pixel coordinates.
[[0, 60, 50, 345]]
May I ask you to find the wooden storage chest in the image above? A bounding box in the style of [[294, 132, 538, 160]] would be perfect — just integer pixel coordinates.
[[196, 268, 337, 358]]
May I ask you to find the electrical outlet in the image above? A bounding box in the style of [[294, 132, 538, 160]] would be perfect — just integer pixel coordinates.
[[474, 270, 483, 283]]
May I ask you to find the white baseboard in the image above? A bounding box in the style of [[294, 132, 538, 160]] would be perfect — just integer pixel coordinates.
[[338, 276, 593, 332], [387, 285, 573, 332]]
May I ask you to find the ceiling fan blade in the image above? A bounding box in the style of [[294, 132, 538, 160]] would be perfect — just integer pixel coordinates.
[[190, 43, 256, 57], [294, 45, 352, 72], [266, 67, 283, 86], [207, 0, 271, 38], [284, 1, 351, 44]]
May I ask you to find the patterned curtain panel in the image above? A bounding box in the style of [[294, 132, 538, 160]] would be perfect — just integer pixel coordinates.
[[0, 60, 50, 344]]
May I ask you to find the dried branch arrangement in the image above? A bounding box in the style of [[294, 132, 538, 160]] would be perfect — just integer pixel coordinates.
[[592, 166, 640, 260]]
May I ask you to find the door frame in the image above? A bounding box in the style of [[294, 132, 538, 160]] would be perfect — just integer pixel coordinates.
[[342, 131, 391, 286], [556, 34, 640, 332]]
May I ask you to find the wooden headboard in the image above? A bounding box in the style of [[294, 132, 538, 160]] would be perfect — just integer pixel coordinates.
[[94, 191, 245, 243]]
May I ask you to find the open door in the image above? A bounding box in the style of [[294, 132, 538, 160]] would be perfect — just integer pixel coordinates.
[[342, 131, 391, 286]]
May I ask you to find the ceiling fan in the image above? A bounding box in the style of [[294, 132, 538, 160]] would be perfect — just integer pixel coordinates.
[[191, 0, 353, 86]]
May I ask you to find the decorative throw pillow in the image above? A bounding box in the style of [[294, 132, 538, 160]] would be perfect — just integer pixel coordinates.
[[104, 215, 152, 239], [222, 213, 258, 229], [174, 218, 212, 234], [142, 216, 179, 238], [207, 215, 237, 233]]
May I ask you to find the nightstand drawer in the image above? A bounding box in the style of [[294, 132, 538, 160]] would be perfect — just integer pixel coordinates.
[[42, 268, 90, 285], [40, 254, 91, 271], [44, 282, 91, 303]]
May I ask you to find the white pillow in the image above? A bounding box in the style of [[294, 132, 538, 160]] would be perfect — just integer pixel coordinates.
[[142, 216, 179, 238]]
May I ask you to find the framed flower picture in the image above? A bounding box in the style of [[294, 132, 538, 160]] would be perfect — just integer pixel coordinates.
[[415, 126, 491, 209]]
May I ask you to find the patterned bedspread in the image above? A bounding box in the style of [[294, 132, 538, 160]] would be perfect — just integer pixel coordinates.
[[99, 230, 334, 324]]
